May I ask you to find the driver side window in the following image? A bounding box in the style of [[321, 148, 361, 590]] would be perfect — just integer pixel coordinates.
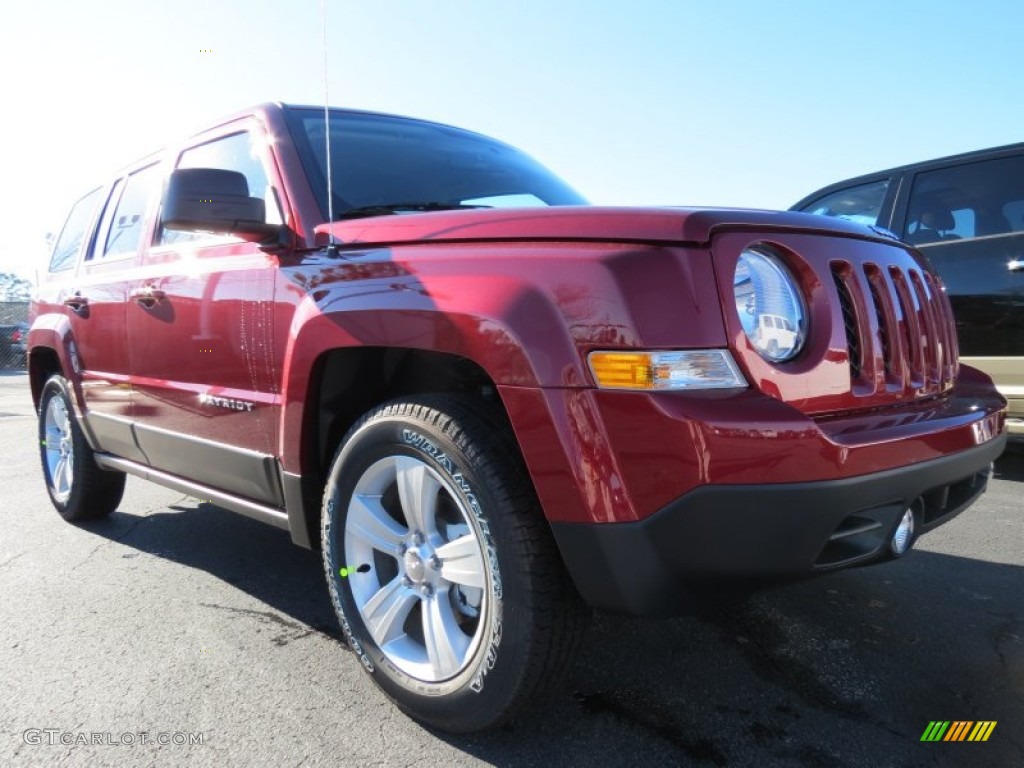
[[159, 130, 282, 245]]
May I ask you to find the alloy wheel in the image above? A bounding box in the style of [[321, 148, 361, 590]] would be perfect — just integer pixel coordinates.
[[344, 455, 488, 682], [44, 395, 74, 502]]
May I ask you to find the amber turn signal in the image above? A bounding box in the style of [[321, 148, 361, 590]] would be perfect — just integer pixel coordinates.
[[588, 350, 747, 391]]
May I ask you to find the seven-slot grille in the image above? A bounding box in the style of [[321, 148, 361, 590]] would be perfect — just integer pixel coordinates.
[[830, 260, 958, 398]]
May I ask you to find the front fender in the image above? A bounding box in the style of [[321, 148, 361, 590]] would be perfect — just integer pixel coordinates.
[[275, 275, 584, 476], [274, 241, 727, 486], [277, 240, 725, 390]]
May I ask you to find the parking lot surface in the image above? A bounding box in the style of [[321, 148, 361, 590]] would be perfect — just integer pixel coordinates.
[[1, 370, 1021, 767]]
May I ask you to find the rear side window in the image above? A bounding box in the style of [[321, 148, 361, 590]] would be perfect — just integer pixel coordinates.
[[49, 188, 102, 272], [88, 178, 125, 260], [102, 164, 161, 258], [798, 179, 889, 226]]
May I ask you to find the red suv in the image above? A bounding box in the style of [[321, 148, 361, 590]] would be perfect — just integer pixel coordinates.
[[29, 103, 1007, 732]]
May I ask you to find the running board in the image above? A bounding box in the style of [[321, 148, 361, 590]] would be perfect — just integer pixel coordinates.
[[94, 454, 291, 531]]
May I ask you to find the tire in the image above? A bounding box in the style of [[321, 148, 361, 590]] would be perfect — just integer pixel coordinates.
[[38, 375, 126, 521], [321, 395, 587, 732]]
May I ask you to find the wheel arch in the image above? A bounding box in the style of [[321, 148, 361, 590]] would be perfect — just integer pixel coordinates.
[[28, 346, 63, 410], [284, 346, 530, 550], [27, 314, 78, 410]]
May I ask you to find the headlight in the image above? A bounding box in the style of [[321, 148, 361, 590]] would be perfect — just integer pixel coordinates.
[[733, 246, 807, 363]]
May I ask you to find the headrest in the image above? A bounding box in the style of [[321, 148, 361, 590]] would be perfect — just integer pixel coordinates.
[[921, 206, 955, 231], [912, 192, 956, 232]]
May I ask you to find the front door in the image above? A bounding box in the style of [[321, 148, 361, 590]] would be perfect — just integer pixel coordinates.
[[901, 153, 1024, 425], [126, 124, 287, 505]]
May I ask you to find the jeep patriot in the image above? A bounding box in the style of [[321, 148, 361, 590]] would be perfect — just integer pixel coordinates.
[[29, 103, 1007, 731]]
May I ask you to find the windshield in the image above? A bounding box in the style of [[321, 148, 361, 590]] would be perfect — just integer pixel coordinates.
[[284, 108, 588, 221]]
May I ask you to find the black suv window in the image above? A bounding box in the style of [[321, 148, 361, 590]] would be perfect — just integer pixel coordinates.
[[159, 131, 281, 245], [903, 154, 1024, 357], [50, 188, 102, 272], [798, 179, 889, 226], [904, 156, 1024, 245]]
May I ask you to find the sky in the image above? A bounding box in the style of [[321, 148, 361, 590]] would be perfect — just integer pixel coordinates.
[[1, 0, 1020, 280]]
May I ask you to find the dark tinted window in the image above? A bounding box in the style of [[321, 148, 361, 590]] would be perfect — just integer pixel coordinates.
[[903, 154, 1024, 358], [798, 179, 889, 226], [160, 130, 281, 245], [284, 109, 587, 220], [1002, 199, 1024, 230], [104, 164, 160, 258], [904, 156, 1024, 246], [49, 188, 102, 272]]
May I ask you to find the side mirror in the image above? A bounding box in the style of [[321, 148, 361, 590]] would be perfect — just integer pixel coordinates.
[[161, 168, 280, 242]]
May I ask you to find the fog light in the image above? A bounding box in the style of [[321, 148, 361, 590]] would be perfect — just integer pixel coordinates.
[[890, 508, 915, 556]]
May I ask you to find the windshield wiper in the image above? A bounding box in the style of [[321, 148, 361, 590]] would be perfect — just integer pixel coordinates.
[[336, 202, 492, 220]]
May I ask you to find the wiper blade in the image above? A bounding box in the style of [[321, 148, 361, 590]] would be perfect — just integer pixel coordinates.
[[336, 202, 492, 220]]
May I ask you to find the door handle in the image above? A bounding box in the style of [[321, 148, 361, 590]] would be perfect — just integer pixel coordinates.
[[63, 292, 89, 313], [131, 285, 166, 308], [1009, 258, 1023, 273]]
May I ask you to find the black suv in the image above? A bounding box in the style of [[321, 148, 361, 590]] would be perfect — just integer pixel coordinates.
[[1, 322, 28, 369], [793, 142, 1024, 440]]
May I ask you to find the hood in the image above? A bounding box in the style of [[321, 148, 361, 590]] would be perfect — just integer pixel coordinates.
[[313, 205, 891, 248]]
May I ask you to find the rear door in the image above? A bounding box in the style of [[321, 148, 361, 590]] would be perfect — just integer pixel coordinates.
[[64, 166, 161, 461], [126, 121, 287, 505]]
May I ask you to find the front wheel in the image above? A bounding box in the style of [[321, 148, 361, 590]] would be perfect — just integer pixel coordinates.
[[321, 396, 587, 732], [38, 375, 125, 521]]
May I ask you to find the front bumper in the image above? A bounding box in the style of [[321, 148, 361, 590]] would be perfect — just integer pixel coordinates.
[[550, 434, 1006, 616]]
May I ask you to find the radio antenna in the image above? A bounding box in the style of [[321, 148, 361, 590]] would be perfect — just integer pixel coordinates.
[[320, 0, 338, 253]]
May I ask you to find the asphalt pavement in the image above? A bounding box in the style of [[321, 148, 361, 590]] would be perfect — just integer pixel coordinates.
[[1, 370, 1021, 767]]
